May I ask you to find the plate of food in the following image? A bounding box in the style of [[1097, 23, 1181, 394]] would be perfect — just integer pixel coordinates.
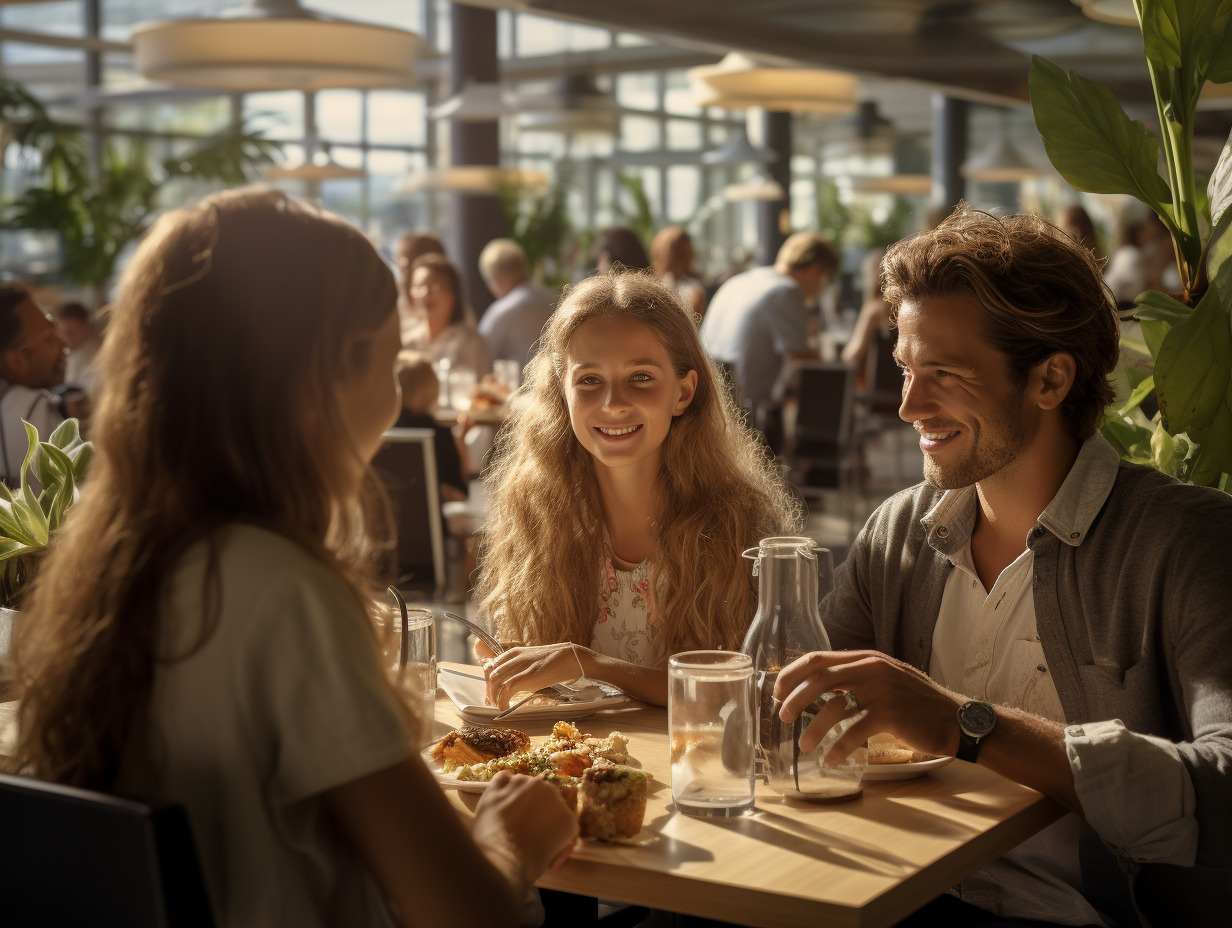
[[438, 666, 629, 722], [861, 733, 954, 781], [425, 720, 648, 841]]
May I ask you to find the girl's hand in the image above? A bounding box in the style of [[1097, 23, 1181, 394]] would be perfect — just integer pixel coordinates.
[[483, 643, 585, 708], [471, 771, 578, 889], [472, 636, 498, 663]]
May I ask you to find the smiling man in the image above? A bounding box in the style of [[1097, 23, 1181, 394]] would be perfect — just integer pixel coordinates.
[[775, 205, 1232, 927]]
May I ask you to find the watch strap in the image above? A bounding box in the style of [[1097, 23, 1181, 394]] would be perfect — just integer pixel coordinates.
[[956, 729, 982, 763]]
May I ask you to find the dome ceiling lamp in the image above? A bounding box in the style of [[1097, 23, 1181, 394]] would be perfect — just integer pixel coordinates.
[[723, 168, 787, 202], [265, 143, 365, 181], [702, 124, 776, 166], [688, 52, 858, 115], [399, 165, 550, 195], [1070, 0, 1137, 27], [822, 100, 898, 160], [429, 80, 515, 122], [962, 130, 1048, 182], [517, 73, 620, 137], [132, 0, 422, 92]]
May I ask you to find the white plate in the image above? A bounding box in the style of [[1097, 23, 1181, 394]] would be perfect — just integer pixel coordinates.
[[438, 666, 629, 722], [862, 755, 954, 781], [423, 747, 494, 792]]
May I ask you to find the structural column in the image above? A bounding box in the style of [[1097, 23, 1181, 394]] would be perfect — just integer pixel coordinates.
[[931, 94, 968, 213], [754, 109, 791, 268], [448, 2, 503, 319]]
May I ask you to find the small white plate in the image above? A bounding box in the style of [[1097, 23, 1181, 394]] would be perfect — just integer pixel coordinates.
[[438, 666, 628, 722], [862, 755, 954, 781]]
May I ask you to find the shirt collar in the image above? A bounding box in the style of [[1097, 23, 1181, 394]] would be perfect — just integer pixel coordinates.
[[921, 432, 1120, 554]]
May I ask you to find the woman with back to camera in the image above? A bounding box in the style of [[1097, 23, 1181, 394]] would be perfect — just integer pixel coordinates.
[[9, 188, 575, 928], [475, 272, 800, 708], [649, 224, 707, 317]]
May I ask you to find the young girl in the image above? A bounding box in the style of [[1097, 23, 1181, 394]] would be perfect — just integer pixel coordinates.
[[9, 188, 575, 927], [476, 272, 801, 708]]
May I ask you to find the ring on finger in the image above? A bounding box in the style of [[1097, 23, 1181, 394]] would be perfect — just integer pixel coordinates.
[[842, 690, 860, 713]]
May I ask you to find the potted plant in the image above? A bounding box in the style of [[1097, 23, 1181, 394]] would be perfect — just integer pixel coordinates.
[[1029, 0, 1232, 489], [0, 418, 93, 663]]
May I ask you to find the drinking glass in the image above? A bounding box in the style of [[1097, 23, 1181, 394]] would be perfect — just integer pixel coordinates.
[[379, 600, 437, 744], [448, 367, 477, 412], [668, 650, 756, 817], [493, 358, 520, 391]]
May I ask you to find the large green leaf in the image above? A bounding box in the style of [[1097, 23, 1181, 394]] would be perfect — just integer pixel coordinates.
[[1119, 374, 1157, 416], [17, 422, 48, 546], [1029, 56, 1172, 211], [1140, 0, 1232, 87], [48, 417, 80, 450], [1101, 416, 1154, 464], [1135, 289, 1193, 325], [0, 498, 36, 545], [1154, 264, 1232, 439], [0, 538, 37, 564], [67, 442, 93, 481], [39, 442, 76, 531]]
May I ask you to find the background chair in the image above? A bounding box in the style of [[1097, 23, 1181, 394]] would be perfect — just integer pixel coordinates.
[[0, 771, 215, 927], [372, 427, 447, 600], [785, 361, 861, 540]]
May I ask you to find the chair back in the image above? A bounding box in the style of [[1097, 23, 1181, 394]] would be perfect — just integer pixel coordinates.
[[794, 362, 855, 448], [866, 329, 901, 415], [0, 771, 215, 927], [372, 427, 446, 597]]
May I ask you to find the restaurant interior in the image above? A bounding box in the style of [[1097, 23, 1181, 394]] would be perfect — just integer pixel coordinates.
[[0, 1, 1228, 926]]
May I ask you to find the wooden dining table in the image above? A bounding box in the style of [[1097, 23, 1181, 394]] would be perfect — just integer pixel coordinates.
[[432, 662, 1064, 928]]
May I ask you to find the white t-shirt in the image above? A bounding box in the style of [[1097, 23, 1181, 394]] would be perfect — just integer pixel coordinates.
[[0, 382, 62, 486], [119, 524, 414, 928]]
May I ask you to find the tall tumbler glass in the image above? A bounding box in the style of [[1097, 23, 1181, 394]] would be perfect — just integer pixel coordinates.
[[379, 604, 437, 745], [668, 650, 756, 817]]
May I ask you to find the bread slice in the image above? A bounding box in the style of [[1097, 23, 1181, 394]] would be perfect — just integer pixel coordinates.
[[579, 765, 648, 840], [867, 732, 915, 765]]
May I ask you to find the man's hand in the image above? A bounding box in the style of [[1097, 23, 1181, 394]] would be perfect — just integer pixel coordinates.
[[483, 643, 584, 709], [773, 650, 964, 765]]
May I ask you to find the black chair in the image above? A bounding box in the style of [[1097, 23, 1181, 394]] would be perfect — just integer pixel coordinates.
[[372, 427, 447, 599], [0, 771, 215, 928], [786, 361, 861, 539]]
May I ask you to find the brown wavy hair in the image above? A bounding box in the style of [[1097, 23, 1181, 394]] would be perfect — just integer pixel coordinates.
[[9, 187, 399, 788], [881, 203, 1120, 440], [476, 272, 801, 664]]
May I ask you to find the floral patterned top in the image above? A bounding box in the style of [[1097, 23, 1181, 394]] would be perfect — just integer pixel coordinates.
[[590, 529, 662, 667]]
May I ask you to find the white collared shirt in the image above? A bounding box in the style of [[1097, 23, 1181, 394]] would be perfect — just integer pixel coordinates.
[[926, 434, 1198, 925]]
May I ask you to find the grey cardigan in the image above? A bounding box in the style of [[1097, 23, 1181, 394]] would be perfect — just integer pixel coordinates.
[[823, 454, 1232, 927]]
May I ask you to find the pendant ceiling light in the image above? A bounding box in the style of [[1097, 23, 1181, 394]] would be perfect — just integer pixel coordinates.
[[845, 174, 932, 194], [429, 80, 515, 122], [1070, 0, 1137, 26], [822, 100, 898, 159], [132, 0, 421, 91], [723, 168, 786, 202], [399, 165, 550, 195], [517, 73, 620, 137], [962, 131, 1047, 182], [265, 144, 365, 181], [689, 52, 858, 114], [702, 125, 775, 166]]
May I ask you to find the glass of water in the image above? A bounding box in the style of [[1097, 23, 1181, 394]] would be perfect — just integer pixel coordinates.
[[668, 650, 756, 817], [379, 596, 437, 745]]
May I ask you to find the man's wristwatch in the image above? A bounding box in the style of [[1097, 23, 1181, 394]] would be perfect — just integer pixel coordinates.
[[956, 700, 997, 763]]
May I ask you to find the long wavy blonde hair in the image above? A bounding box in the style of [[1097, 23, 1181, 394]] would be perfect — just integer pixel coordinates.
[[10, 187, 398, 788], [476, 272, 800, 663]]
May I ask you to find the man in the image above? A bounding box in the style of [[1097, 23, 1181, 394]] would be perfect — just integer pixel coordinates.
[[477, 238, 557, 368], [700, 231, 837, 411], [0, 283, 67, 485], [776, 206, 1231, 927]]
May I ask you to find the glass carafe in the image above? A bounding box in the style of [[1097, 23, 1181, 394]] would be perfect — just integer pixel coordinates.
[[740, 536, 864, 802]]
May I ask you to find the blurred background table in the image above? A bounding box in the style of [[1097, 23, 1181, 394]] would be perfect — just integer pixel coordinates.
[[431, 662, 1063, 928]]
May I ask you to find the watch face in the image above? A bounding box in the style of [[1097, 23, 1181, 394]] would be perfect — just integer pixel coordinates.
[[958, 700, 997, 738]]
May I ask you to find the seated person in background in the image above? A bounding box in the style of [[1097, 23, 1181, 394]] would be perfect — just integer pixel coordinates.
[[393, 229, 446, 346], [775, 204, 1232, 927], [1105, 209, 1176, 308], [700, 232, 838, 413], [0, 283, 67, 485], [1058, 204, 1103, 262], [589, 226, 650, 274], [9, 188, 576, 928], [477, 238, 557, 368], [394, 349, 469, 502], [840, 248, 891, 389], [475, 272, 801, 707], [403, 253, 491, 377], [53, 301, 102, 395], [650, 225, 707, 317]]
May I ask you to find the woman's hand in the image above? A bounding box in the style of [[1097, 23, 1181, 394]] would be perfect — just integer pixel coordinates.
[[483, 643, 584, 708], [471, 771, 578, 890]]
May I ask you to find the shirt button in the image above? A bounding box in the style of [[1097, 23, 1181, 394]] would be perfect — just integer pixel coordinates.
[[936, 525, 949, 538], [975, 651, 988, 663], [1069, 531, 1080, 540], [1067, 725, 1085, 738]]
